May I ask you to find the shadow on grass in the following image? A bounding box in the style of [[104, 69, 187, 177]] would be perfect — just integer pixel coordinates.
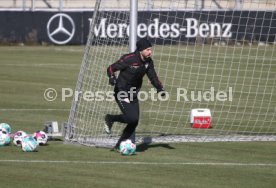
[[136, 143, 175, 152], [48, 138, 63, 142]]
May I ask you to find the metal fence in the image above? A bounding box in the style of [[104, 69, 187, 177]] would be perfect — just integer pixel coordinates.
[[0, 0, 275, 11]]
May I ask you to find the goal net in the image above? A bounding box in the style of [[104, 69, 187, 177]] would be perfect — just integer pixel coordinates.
[[65, 0, 276, 147]]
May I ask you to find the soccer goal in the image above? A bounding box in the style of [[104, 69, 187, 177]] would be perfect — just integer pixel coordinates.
[[65, 0, 276, 147]]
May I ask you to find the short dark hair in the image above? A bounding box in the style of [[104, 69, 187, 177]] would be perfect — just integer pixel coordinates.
[[136, 38, 152, 51]]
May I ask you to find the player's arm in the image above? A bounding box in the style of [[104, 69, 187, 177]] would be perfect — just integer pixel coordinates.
[[146, 60, 165, 94], [107, 56, 129, 85]]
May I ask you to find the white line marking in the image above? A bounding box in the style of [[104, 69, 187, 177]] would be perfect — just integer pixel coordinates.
[[0, 109, 213, 114], [0, 109, 274, 117], [1, 63, 78, 67], [0, 109, 69, 111], [0, 160, 275, 166], [54, 47, 83, 52]]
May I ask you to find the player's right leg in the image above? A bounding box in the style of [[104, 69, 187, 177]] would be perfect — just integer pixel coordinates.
[[104, 114, 113, 134]]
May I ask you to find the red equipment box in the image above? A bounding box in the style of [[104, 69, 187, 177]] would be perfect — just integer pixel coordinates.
[[193, 116, 211, 128], [190, 109, 212, 129]]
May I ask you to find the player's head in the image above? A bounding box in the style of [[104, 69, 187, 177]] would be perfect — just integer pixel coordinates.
[[136, 38, 152, 59]]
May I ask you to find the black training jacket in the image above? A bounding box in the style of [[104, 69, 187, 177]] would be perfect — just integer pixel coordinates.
[[107, 50, 163, 97]]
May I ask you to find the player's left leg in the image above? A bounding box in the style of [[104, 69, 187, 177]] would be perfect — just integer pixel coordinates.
[[113, 99, 139, 149]]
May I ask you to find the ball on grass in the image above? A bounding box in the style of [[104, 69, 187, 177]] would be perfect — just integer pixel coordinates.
[[21, 136, 38, 152], [119, 139, 136, 155]]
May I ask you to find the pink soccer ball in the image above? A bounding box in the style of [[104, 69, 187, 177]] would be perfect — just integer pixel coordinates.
[[33, 131, 48, 145]]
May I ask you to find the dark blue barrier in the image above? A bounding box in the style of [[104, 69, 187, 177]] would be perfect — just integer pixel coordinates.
[[0, 11, 274, 45]]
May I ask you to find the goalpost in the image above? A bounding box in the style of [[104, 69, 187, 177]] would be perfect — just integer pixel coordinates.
[[65, 0, 276, 147]]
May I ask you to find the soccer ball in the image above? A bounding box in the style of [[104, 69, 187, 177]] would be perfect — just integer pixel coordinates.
[[21, 136, 38, 152], [0, 130, 11, 146], [0, 123, 11, 135], [13, 131, 28, 146], [33, 131, 48, 145], [119, 139, 136, 155]]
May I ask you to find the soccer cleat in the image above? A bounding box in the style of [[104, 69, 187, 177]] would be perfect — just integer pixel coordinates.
[[104, 114, 113, 134], [110, 146, 120, 153]]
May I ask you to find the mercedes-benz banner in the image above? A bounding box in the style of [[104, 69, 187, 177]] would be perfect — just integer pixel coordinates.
[[0, 11, 275, 45]]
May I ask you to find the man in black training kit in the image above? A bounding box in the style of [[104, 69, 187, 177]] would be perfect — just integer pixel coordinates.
[[105, 38, 166, 150]]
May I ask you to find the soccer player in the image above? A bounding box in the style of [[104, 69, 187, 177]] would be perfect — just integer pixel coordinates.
[[105, 38, 166, 150]]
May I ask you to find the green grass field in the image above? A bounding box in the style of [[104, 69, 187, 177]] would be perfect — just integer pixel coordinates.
[[0, 46, 276, 188]]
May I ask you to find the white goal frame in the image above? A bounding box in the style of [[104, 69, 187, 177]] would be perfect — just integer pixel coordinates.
[[65, 0, 276, 147]]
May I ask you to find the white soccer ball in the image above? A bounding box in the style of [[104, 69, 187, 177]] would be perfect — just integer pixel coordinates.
[[0, 123, 11, 135], [21, 136, 38, 152], [33, 131, 48, 145], [13, 131, 28, 146], [119, 139, 136, 155], [0, 130, 11, 146]]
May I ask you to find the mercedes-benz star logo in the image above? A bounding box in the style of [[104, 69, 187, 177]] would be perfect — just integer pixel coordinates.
[[47, 13, 75, 45]]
